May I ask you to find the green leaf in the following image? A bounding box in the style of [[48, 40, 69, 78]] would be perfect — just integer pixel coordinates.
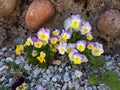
[[88, 75, 99, 85], [89, 56, 106, 70], [101, 70, 120, 90]]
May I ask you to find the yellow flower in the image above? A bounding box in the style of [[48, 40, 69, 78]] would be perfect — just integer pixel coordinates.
[[37, 52, 46, 63], [25, 38, 33, 46], [50, 38, 58, 45], [87, 44, 93, 50], [92, 48, 101, 56], [71, 20, 79, 29], [15, 44, 24, 55], [59, 37, 66, 43], [73, 55, 82, 64], [38, 34, 48, 41], [67, 48, 72, 53], [34, 42, 43, 48], [16, 83, 27, 90], [77, 45, 85, 52], [87, 34, 93, 41]]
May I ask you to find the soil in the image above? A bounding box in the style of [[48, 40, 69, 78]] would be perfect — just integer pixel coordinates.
[[0, 0, 120, 54]]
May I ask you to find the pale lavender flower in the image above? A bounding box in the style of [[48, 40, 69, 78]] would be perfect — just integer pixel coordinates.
[[52, 29, 61, 36], [92, 42, 104, 56], [80, 21, 92, 35], [57, 42, 67, 54], [87, 42, 96, 50], [50, 35, 58, 44], [66, 43, 75, 53], [37, 28, 50, 43], [64, 14, 82, 31], [75, 70, 82, 78], [72, 52, 84, 64], [59, 30, 72, 42], [68, 49, 78, 61], [76, 40, 87, 52]]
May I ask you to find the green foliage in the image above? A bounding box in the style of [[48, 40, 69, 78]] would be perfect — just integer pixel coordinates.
[[0, 87, 11, 90], [88, 75, 99, 85], [89, 56, 106, 70], [68, 29, 87, 43], [101, 70, 120, 90], [88, 70, 120, 90], [25, 44, 54, 68]]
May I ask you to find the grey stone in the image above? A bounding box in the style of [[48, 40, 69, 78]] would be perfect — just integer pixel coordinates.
[[0, 52, 4, 56], [58, 68, 63, 73], [62, 83, 68, 90], [54, 83, 62, 87], [6, 57, 13, 62], [51, 76, 57, 82], [24, 64, 31, 71], [63, 72, 70, 82], [87, 87, 93, 90], [52, 60, 62, 66], [46, 69, 51, 74], [1, 47, 7, 52]]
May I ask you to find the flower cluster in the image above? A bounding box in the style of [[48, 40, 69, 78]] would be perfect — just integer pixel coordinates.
[[15, 14, 104, 68]]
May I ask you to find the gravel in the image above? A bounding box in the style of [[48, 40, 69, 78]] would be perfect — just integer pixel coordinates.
[[0, 46, 120, 90]]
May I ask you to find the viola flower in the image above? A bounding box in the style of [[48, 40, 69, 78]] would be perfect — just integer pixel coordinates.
[[49, 43, 58, 53], [72, 52, 83, 64], [76, 40, 87, 52], [12, 77, 25, 90], [32, 50, 38, 57], [92, 42, 104, 56], [81, 55, 88, 63], [75, 70, 82, 78], [34, 40, 43, 48], [80, 21, 92, 35], [68, 49, 78, 61], [64, 14, 82, 31], [37, 28, 50, 44], [16, 83, 27, 90], [59, 30, 72, 42], [86, 32, 93, 41], [66, 43, 75, 53], [50, 35, 58, 44], [52, 29, 61, 36], [15, 44, 24, 55], [25, 37, 33, 46], [57, 42, 67, 55], [37, 52, 46, 63], [87, 42, 96, 50]]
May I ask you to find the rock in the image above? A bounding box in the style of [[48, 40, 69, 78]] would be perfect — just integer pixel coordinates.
[[54, 83, 62, 87], [6, 57, 13, 62], [1, 47, 7, 52], [51, 76, 57, 82], [74, 82, 81, 90], [58, 68, 63, 73], [25, 0, 55, 30], [24, 64, 31, 71], [0, 52, 3, 56], [68, 81, 73, 89], [87, 87, 93, 90], [0, 0, 17, 17], [46, 69, 51, 74], [63, 72, 70, 82], [52, 60, 62, 66], [0, 65, 8, 72], [0, 27, 7, 47], [97, 9, 120, 39], [33, 69, 41, 78], [62, 83, 68, 90]]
